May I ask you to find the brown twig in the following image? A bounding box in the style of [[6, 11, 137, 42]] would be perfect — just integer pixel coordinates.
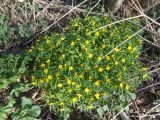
[[132, 100, 142, 120], [62, 6, 160, 38]]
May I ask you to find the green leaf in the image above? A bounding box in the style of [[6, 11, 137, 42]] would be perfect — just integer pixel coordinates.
[[30, 105, 41, 118], [21, 97, 32, 108], [119, 94, 126, 102], [0, 83, 4, 90], [97, 107, 105, 118], [103, 105, 109, 111], [127, 92, 136, 101], [0, 112, 7, 120], [18, 68, 26, 74]]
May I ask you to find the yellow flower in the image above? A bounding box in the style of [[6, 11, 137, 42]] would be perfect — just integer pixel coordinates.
[[60, 108, 65, 111], [74, 23, 78, 27], [76, 84, 81, 88], [131, 47, 136, 53], [128, 36, 132, 39], [44, 69, 48, 74], [123, 66, 127, 71], [118, 77, 121, 81], [61, 37, 64, 40], [106, 66, 111, 71], [84, 47, 88, 52], [88, 54, 93, 58], [58, 83, 63, 88], [60, 102, 64, 106], [46, 59, 50, 64], [68, 89, 72, 93], [125, 84, 129, 91], [106, 77, 111, 83], [48, 102, 54, 106], [31, 75, 35, 80], [72, 97, 78, 103], [40, 79, 44, 83], [102, 44, 106, 48], [67, 79, 72, 85], [82, 45, 86, 49], [88, 105, 93, 110], [98, 67, 103, 72], [90, 97, 94, 101], [76, 94, 82, 98], [142, 67, 148, 71], [87, 32, 91, 35], [106, 56, 110, 60], [46, 39, 51, 44], [95, 31, 99, 37], [31, 82, 36, 85], [69, 66, 73, 71], [58, 65, 63, 69], [115, 48, 120, 52], [77, 38, 80, 41], [40, 63, 45, 67], [95, 80, 100, 86], [115, 61, 118, 65], [119, 82, 123, 88], [98, 56, 102, 61], [92, 21, 96, 26], [72, 82, 76, 85], [28, 49, 32, 53], [48, 75, 52, 80], [80, 64, 84, 67], [95, 93, 100, 99], [84, 88, 90, 93], [85, 40, 89, 45], [55, 72, 60, 77], [122, 59, 125, 63], [143, 74, 148, 79], [127, 45, 132, 51], [71, 42, 75, 46]]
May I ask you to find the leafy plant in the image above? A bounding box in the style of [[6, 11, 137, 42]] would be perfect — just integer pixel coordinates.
[[0, 53, 29, 90], [0, 97, 15, 120], [28, 16, 148, 118], [0, 52, 36, 119], [12, 97, 41, 120], [0, 1, 48, 49]]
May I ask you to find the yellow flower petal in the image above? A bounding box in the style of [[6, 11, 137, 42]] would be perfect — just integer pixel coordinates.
[[58, 65, 63, 69], [106, 66, 111, 71], [95, 80, 100, 86], [69, 66, 73, 71], [40, 63, 45, 67], [95, 93, 100, 99], [84, 88, 90, 93], [125, 84, 129, 91], [88, 54, 93, 58], [98, 67, 103, 72], [58, 83, 63, 88], [44, 69, 48, 74], [72, 97, 78, 103]]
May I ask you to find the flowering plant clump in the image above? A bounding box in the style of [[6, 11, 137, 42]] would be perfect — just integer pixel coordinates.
[[27, 16, 148, 117]]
